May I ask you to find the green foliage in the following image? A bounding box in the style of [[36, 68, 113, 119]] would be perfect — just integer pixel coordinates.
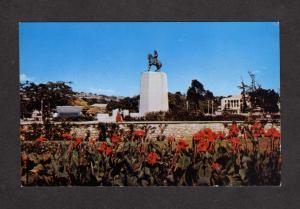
[[20, 122, 281, 186], [20, 81, 75, 119], [106, 96, 139, 113], [248, 88, 280, 112], [186, 79, 214, 111]]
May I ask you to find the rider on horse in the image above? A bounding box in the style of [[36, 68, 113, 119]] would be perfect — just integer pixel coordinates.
[[148, 50, 162, 72]]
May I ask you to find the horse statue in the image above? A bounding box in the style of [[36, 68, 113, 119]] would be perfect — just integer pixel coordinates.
[[148, 50, 162, 72]]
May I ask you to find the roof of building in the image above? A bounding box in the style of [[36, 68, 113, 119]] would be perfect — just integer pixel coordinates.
[[222, 95, 243, 100], [56, 106, 83, 113]]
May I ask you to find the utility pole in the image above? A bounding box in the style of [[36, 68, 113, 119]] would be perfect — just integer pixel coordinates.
[[212, 100, 214, 115]]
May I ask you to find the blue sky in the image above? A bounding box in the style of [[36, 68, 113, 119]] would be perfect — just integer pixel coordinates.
[[19, 22, 279, 97]]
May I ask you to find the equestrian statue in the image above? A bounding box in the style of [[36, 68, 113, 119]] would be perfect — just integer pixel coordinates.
[[147, 50, 162, 72]]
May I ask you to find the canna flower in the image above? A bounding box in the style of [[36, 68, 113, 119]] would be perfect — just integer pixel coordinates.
[[265, 128, 281, 139], [193, 131, 205, 142], [207, 133, 216, 142], [272, 129, 281, 139], [211, 162, 221, 170], [243, 133, 249, 139], [35, 137, 47, 142], [97, 142, 108, 153], [193, 128, 216, 143], [111, 134, 121, 144], [196, 140, 209, 153], [105, 147, 113, 156], [133, 130, 145, 137], [203, 128, 213, 135], [259, 127, 265, 135], [229, 122, 239, 136], [62, 133, 73, 140], [230, 137, 240, 150], [215, 131, 225, 140], [74, 138, 82, 145], [176, 138, 189, 152], [147, 152, 158, 165]]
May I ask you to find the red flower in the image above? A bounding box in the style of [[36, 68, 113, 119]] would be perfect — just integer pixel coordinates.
[[215, 131, 225, 140], [133, 130, 145, 137], [62, 133, 73, 140], [203, 128, 213, 135], [265, 128, 281, 139], [230, 137, 240, 150], [74, 138, 82, 145], [193, 128, 217, 142], [229, 123, 239, 136], [111, 134, 121, 144], [253, 133, 261, 138], [243, 133, 249, 139], [211, 162, 221, 170], [272, 130, 281, 139], [251, 122, 262, 130], [250, 122, 265, 138], [105, 147, 113, 156], [193, 131, 205, 142], [207, 133, 216, 142], [176, 138, 189, 152], [259, 127, 265, 135], [35, 137, 47, 142], [196, 140, 209, 152], [97, 142, 108, 153], [147, 152, 158, 165]]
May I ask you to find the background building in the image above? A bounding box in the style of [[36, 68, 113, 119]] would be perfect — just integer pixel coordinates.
[[220, 95, 243, 114]]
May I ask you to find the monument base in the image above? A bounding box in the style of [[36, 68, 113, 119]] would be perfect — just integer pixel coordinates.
[[139, 71, 169, 116]]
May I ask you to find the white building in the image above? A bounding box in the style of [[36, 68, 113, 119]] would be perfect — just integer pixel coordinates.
[[221, 95, 244, 114], [91, 103, 107, 109], [97, 108, 128, 122], [55, 106, 83, 118]]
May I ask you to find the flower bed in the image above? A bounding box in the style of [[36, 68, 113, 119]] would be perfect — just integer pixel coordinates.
[[20, 121, 281, 186]]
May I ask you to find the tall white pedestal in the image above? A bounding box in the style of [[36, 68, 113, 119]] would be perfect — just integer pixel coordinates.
[[139, 71, 169, 116]]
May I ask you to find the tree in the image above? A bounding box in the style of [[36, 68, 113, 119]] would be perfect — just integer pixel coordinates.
[[20, 81, 75, 119], [238, 79, 249, 113], [186, 80, 214, 111], [106, 96, 139, 113], [248, 88, 279, 113], [242, 71, 279, 113], [168, 91, 186, 111], [248, 71, 257, 92]]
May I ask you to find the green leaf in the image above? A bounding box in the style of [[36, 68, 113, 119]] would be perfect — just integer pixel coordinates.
[[177, 154, 191, 170]]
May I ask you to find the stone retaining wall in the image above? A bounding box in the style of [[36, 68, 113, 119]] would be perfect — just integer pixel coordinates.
[[21, 121, 280, 140]]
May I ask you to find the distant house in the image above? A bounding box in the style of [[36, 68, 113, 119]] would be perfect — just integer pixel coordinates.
[[220, 95, 245, 114], [31, 110, 42, 121], [91, 103, 107, 109], [55, 106, 83, 118]]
